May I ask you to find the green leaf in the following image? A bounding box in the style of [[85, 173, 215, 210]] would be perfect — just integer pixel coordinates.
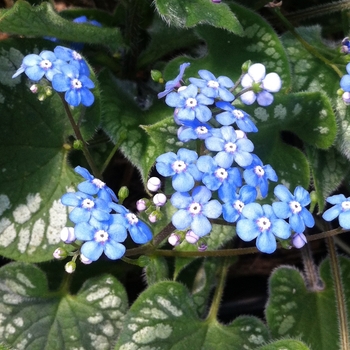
[[305, 146, 350, 213], [243, 92, 336, 192], [257, 339, 311, 350], [143, 256, 169, 286], [115, 281, 270, 349], [0, 262, 128, 349], [154, 0, 243, 35], [0, 1, 124, 51], [266, 256, 350, 350], [0, 39, 101, 262]]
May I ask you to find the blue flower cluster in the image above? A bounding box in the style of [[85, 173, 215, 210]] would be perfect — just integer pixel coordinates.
[[340, 62, 350, 104], [12, 46, 95, 107], [59, 166, 152, 263], [156, 63, 316, 253]]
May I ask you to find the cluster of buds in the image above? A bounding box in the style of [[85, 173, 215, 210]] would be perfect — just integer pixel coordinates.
[[168, 230, 208, 251], [136, 177, 167, 223]]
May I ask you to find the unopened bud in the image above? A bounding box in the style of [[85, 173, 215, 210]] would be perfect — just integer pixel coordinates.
[[53, 247, 67, 260], [292, 233, 307, 249], [185, 230, 199, 244], [147, 177, 161, 192], [80, 254, 92, 265], [198, 243, 207, 252], [343, 92, 350, 104], [45, 86, 53, 96], [153, 193, 167, 206], [148, 210, 162, 223], [60, 227, 76, 244], [73, 140, 84, 150], [136, 199, 148, 211], [118, 186, 129, 203], [151, 69, 163, 83], [241, 60, 252, 73], [235, 130, 247, 139], [168, 233, 181, 246], [30, 84, 38, 93], [65, 261, 76, 274]]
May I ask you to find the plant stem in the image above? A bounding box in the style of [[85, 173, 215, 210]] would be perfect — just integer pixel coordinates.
[[300, 243, 322, 291], [326, 236, 350, 350], [100, 133, 127, 174], [59, 94, 101, 178], [206, 258, 230, 323], [272, 8, 343, 78]]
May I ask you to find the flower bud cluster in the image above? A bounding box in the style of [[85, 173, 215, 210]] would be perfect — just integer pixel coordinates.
[[12, 45, 95, 107], [155, 63, 315, 253], [53, 166, 153, 269]]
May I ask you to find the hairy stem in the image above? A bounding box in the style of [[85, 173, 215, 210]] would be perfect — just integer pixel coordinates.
[[300, 243, 323, 291], [326, 236, 350, 350], [59, 94, 101, 178]]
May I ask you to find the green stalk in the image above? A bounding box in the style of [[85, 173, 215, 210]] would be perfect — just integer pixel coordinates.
[[59, 94, 102, 179], [326, 236, 350, 349], [206, 258, 230, 323]]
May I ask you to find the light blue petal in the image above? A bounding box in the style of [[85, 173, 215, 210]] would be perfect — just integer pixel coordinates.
[[202, 200, 222, 219], [52, 74, 70, 92], [129, 221, 153, 244], [339, 211, 350, 229], [191, 215, 211, 237], [81, 241, 103, 261], [214, 151, 234, 168], [25, 66, 45, 81], [272, 202, 291, 219], [326, 194, 347, 205], [289, 214, 305, 233], [257, 91, 274, 106], [65, 89, 81, 106], [69, 207, 90, 223], [216, 111, 235, 126], [242, 203, 263, 220], [75, 222, 95, 240], [171, 192, 192, 209], [322, 205, 341, 221], [192, 186, 212, 204], [236, 219, 259, 241], [300, 208, 315, 228], [274, 184, 294, 202], [172, 172, 195, 192], [172, 209, 192, 230], [223, 203, 240, 223], [271, 219, 291, 239], [294, 186, 310, 206], [256, 231, 277, 253], [104, 241, 126, 260], [61, 192, 80, 206], [80, 88, 95, 107]]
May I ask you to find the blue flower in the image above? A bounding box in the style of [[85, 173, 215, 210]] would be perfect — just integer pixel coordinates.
[[177, 119, 213, 142], [196, 155, 242, 199], [74, 166, 118, 203], [109, 203, 153, 244], [61, 191, 111, 224], [215, 101, 258, 133], [73, 15, 102, 27], [156, 148, 202, 192], [165, 84, 214, 123], [221, 185, 257, 223], [170, 186, 222, 237], [205, 126, 254, 168], [74, 216, 127, 261], [189, 70, 234, 101], [237, 203, 291, 253], [12, 50, 64, 81], [158, 62, 190, 98], [322, 194, 350, 229], [240, 63, 282, 107], [292, 232, 307, 248], [52, 64, 95, 106], [272, 185, 315, 233], [243, 154, 277, 198], [54, 46, 90, 76]]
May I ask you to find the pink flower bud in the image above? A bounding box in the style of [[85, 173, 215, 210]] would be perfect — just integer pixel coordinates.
[[147, 177, 161, 192], [198, 243, 207, 252], [153, 193, 167, 206], [185, 230, 199, 244], [148, 213, 157, 223], [136, 199, 147, 211], [168, 233, 181, 246], [53, 247, 67, 260], [30, 84, 38, 93]]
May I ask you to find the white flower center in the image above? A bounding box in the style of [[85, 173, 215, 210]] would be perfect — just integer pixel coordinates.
[[72, 78, 82, 89], [40, 59, 52, 70], [189, 202, 202, 215], [342, 201, 350, 211], [81, 198, 95, 209], [207, 80, 219, 89], [215, 168, 228, 181], [256, 216, 271, 231], [92, 178, 106, 189], [186, 97, 197, 108], [196, 126, 209, 135], [224, 142, 237, 154], [233, 200, 244, 213], [126, 212, 139, 225], [72, 51, 82, 60], [254, 165, 265, 177], [94, 229, 109, 243], [289, 200, 302, 214], [233, 110, 244, 119], [172, 160, 187, 173]]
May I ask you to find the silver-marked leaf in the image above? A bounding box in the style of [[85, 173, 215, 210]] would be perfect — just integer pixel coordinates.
[[154, 0, 243, 35], [115, 281, 270, 349], [257, 339, 311, 350], [0, 39, 101, 262], [162, 2, 291, 92], [0, 262, 128, 349], [0, 1, 124, 51], [266, 256, 350, 350]]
